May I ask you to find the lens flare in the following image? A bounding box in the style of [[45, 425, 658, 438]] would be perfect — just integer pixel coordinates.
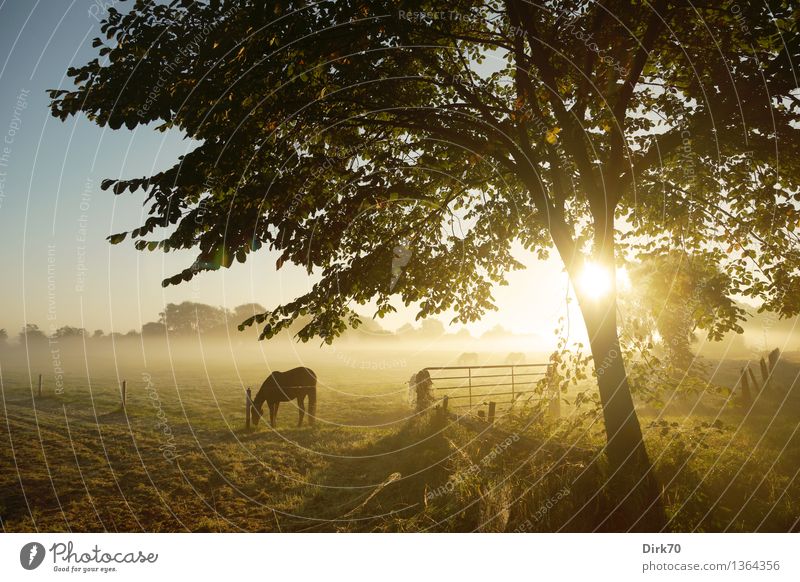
[[578, 262, 612, 299]]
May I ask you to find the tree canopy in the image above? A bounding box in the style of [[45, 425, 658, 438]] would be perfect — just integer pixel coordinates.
[[622, 252, 746, 368], [50, 0, 800, 344]]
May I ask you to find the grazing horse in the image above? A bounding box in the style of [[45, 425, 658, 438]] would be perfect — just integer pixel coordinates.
[[252, 367, 317, 428]]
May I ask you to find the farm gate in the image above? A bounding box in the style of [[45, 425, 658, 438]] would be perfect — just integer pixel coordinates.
[[420, 363, 560, 422]]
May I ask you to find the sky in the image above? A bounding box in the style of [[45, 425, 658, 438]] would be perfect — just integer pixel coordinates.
[[0, 0, 575, 342]]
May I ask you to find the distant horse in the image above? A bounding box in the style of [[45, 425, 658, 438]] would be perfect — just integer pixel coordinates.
[[252, 367, 317, 428]]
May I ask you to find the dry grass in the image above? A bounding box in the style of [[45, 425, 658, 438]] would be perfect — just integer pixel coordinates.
[[2, 345, 800, 532]]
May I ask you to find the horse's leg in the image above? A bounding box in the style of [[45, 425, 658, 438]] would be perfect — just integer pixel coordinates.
[[273, 402, 280, 427], [269, 403, 276, 428], [297, 396, 305, 427], [308, 389, 316, 426], [308, 387, 317, 426]]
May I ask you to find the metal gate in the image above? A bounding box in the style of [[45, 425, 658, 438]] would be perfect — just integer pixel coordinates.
[[423, 363, 557, 419]]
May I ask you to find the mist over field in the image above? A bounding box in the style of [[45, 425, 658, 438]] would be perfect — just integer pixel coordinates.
[[3, 298, 799, 383]]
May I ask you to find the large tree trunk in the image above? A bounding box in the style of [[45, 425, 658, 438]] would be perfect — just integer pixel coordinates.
[[573, 280, 667, 531], [549, 216, 666, 529], [540, 196, 667, 528]]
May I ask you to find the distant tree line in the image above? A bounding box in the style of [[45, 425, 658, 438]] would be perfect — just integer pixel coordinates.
[[0, 302, 534, 347], [0, 302, 268, 345]]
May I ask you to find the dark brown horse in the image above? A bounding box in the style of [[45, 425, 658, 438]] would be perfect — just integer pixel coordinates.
[[252, 367, 317, 428]]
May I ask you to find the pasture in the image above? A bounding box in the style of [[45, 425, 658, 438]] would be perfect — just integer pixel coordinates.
[[2, 340, 800, 532]]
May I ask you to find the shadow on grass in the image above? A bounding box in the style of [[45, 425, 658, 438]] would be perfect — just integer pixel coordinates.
[[280, 414, 453, 531], [271, 413, 617, 532]]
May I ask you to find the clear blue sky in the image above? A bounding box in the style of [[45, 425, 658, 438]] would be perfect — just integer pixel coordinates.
[[0, 0, 572, 340]]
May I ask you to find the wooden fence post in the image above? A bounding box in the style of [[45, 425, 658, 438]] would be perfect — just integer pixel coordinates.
[[768, 348, 780, 392], [246, 388, 252, 430], [511, 366, 515, 402], [441, 395, 449, 413], [747, 367, 760, 395], [768, 348, 780, 373], [487, 401, 496, 424], [740, 368, 752, 404], [37, 374, 42, 398], [121, 380, 127, 408], [760, 357, 769, 386]]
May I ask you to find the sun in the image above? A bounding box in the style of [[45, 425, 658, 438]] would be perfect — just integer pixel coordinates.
[[578, 262, 613, 299]]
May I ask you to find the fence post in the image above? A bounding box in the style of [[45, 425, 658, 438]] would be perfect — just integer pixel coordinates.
[[121, 380, 127, 408], [246, 388, 252, 430], [747, 367, 760, 395], [740, 368, 752, 404], [760, 357, 769, 387], [441, 394, 449, 413], [468, 367, 472, 409], [768, 348, 780, 374], [487, 401, 496, 424], [768, 349, 780, 391], [37, 374, 42, 398], [511, 366, 515, 402]]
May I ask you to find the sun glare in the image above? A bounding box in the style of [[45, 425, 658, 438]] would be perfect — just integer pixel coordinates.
[[616, 266, 631, 291], [578, 262, 613, 299]]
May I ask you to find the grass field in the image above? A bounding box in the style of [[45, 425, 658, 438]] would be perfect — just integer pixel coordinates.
[[2, 340, 800, 532]]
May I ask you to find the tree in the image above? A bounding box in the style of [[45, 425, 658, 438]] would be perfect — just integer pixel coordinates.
[[231, 303, 267, 324], [53, 326, 87, 339], [622, 252, 745, 368], [482, 325, 513, 339], [417, 319, 447, 338], [158, 302, 229, 335], [50, 0, 800, 529], [19, 324, 47, 344], [341, 314, 393, 339], [141, 321, 167, 336]]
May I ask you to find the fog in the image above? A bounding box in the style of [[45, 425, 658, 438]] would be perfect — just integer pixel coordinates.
[[0, 326, 554, 397], [3, 305, 798, 395]]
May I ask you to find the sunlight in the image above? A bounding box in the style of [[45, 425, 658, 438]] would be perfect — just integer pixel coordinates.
[[616, 266, 631, 291], [578, 262, 612, 299]]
